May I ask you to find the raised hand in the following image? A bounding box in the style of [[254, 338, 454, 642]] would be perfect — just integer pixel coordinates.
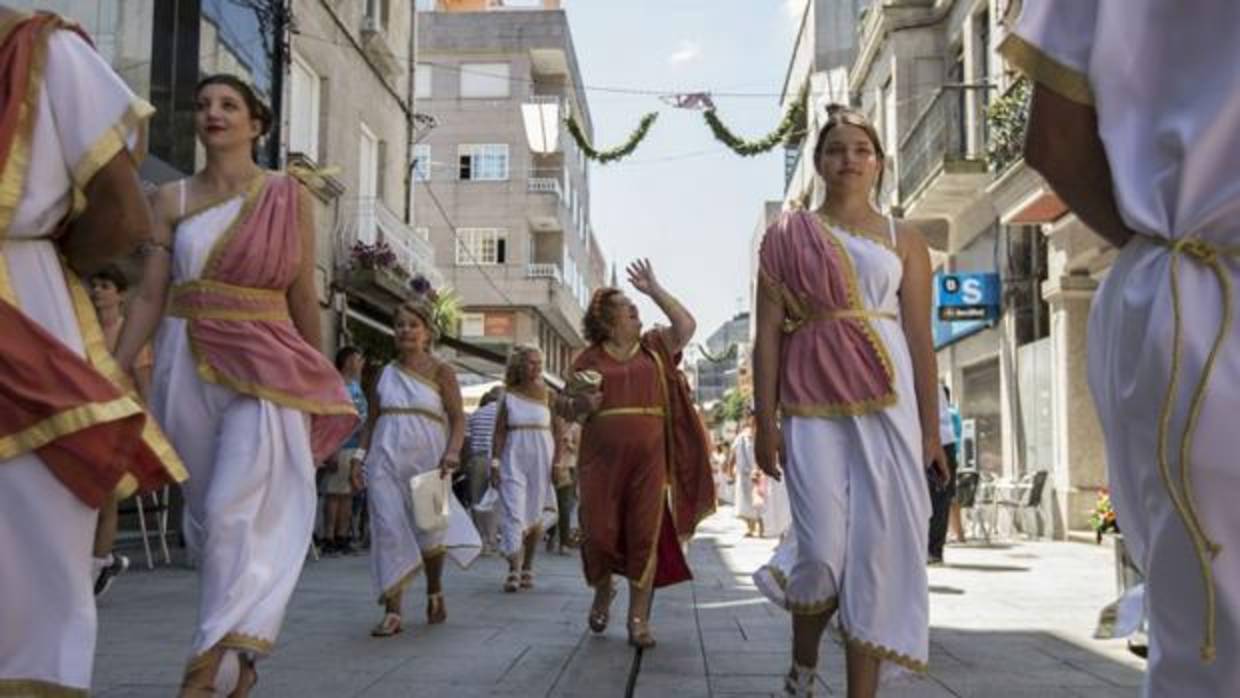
[[625, 258, 661, 297]]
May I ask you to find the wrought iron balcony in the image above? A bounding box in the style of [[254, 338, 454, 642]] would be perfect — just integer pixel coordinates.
[[898, 84, 993, 218]]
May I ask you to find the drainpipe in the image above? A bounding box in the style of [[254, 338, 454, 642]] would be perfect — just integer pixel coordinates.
[[404, 6, 416, 224]]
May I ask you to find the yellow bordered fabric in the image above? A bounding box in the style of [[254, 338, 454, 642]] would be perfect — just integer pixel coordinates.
[[998, 32, 1094, 106], [0, 678, 87, 698]]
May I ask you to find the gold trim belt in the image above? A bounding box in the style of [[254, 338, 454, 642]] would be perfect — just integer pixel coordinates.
[[782, 307, 897, 334], [593, 406, 665, 419], [379, 407, 445, 425], [508, 423, 551, 431], [168, 280, 288, 322], [1142, 234, 1240, 663]]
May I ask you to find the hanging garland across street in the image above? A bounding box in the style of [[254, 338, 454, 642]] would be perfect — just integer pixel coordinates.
[[702, 85, 808, 157], [565, 112, 659, 164]]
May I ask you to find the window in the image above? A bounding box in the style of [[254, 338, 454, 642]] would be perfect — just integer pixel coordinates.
[[289, 53, 321, 162], [365, 0, 390, 32], [415, 63, 432, 98], [459, 62, 510, 98], [456, 228, 508, 265], [460, 312, 485, 337], [358, 123, 379, 243], [458, 144, 509, 181], [413, 144, 431, 181]]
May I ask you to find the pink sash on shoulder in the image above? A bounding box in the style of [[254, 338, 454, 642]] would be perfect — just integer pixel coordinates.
[[169, 174, 357, 461], [758, 210, 896, 417]]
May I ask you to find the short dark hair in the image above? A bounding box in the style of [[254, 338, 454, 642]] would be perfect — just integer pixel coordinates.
[[194, 74, 273, 141], [334, 345, 362, 371], [89, 264, 128, 293]]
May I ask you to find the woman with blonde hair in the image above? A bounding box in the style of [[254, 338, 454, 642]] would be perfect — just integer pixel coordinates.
[[114, 73, 358, 696], [350, 297, 480, 637], [491, 344, 558, 592], [751, 106, 947, 696]]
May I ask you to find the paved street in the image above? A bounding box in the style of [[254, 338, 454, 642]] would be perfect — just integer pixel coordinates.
[[94, 508, 1144, 697]]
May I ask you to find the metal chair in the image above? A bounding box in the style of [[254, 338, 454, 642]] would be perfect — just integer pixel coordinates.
[[997, 470, 1049, 538], [956, 469, 997, 543], [120, 486, 172, 569]]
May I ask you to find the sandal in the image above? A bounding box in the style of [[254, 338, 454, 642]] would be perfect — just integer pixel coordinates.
[[370, 612, 402, 637], [627, 616, 656, 650], [179, 646, 223, 698], [229, 654, 258, 698], [427, 592, 447, 624], [784, 662, 816, 697], [520, 570, 535, 590], [503, 571, 521, 593], [588, 585, 617, 634]]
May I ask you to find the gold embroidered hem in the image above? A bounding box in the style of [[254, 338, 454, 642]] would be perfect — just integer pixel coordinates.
[[593, 406, 665, 419], [169, 280, 289, 322], [68, 269, 188, 487], [393, 362, 441, 395], [69, 97, 154, 196], [634, 485, 671, 590], [199, 172, 270, 276], [378, 560, 424, 605], [191, 349, 361, 419], [0, 679, 87, 698], [763, 564, 840, 616], [781, 392, 898, 419], [0, 14, 48, 244], [0, 396, 139, 460], [839, 628, 928, 674], [219, 631, 274, 656], [998, 33, 1094, 106]]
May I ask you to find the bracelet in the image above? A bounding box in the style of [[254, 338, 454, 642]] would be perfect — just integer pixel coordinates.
[[352, 448, 366, 463]]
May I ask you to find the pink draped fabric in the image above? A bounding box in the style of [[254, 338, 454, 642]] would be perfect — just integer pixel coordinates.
[[758, 210, 895, 416], [174, 174, 357, 461]]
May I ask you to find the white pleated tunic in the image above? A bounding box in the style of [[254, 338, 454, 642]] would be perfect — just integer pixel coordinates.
[[732, 430, 761, 522], [365, 364, 480, 603], [149, 190, 315, 662], [754, 222, 931, 682], [1005, 4, 1240, 694], [0, 29, 150, 695], [497, 391, 557, 558]]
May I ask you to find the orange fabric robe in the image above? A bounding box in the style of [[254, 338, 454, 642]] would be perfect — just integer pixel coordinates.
[[574, 330, 714, 588]]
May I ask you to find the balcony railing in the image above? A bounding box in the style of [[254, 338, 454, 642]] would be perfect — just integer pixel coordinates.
[[527, 263, 563, 283], [898, 84, 991, 203], [528, 175, 563, 199], [341, 196, 442, 287]]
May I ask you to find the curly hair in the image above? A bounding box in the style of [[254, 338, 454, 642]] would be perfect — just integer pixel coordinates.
[[812, 104, 886, 194], [582, 287, 623, 345], [504, 344, 542, 387], [88, 264, 129, 293]]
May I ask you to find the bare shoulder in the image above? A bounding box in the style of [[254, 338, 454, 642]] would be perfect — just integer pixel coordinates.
[[150, 179, 189, 224], [433, 358, 459, 387], [893, 220, 931, 258]]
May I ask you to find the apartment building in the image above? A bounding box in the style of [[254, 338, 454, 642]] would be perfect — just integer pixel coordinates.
[[777, 0, 1111, 536], [414, 0, 607, 379], [288, 0, 441, 355]]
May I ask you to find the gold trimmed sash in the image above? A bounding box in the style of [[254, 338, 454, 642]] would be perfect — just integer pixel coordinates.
[[593, 406, 666, 419], [169, 280, 288, 322], [782, 307, 897, 334]]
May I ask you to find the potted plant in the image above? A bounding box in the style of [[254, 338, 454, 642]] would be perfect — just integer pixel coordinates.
[[1088, 488, 1120, 544]]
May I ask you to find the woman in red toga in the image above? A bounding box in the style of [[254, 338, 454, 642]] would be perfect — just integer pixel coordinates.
[[570, 259, 714, 649]]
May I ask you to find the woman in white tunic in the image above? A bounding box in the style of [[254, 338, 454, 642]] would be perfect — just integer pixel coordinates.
[[0, 11, 185, 696], [351, 299, 480, 637], [116, 75, 356, 696], [1004, 3, 1240, 694], [491, 345, 558, 592], [731, 418, 763, 537], [751, 107, 946, 696]]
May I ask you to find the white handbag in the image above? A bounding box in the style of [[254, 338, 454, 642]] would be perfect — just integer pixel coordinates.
[[473, 487, 499, 514], [409, 470, 451, 534]]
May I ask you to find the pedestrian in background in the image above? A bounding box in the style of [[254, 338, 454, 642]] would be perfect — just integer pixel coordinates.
[[322, 345, 368, 555], [752, 106, 946, 696], [927, 382, 960, 565], [466, 386, 502, 555], [1006, 1, 1240, 692], [491, 344, 558, 592], [0, 10, 184, 695]]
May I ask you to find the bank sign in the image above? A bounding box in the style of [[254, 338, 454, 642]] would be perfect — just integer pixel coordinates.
[[933, 272, 1000, 349]]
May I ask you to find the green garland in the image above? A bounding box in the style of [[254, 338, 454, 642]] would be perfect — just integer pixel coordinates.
[[703, 85, 808, 157], [565, 112, 658, 164]]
